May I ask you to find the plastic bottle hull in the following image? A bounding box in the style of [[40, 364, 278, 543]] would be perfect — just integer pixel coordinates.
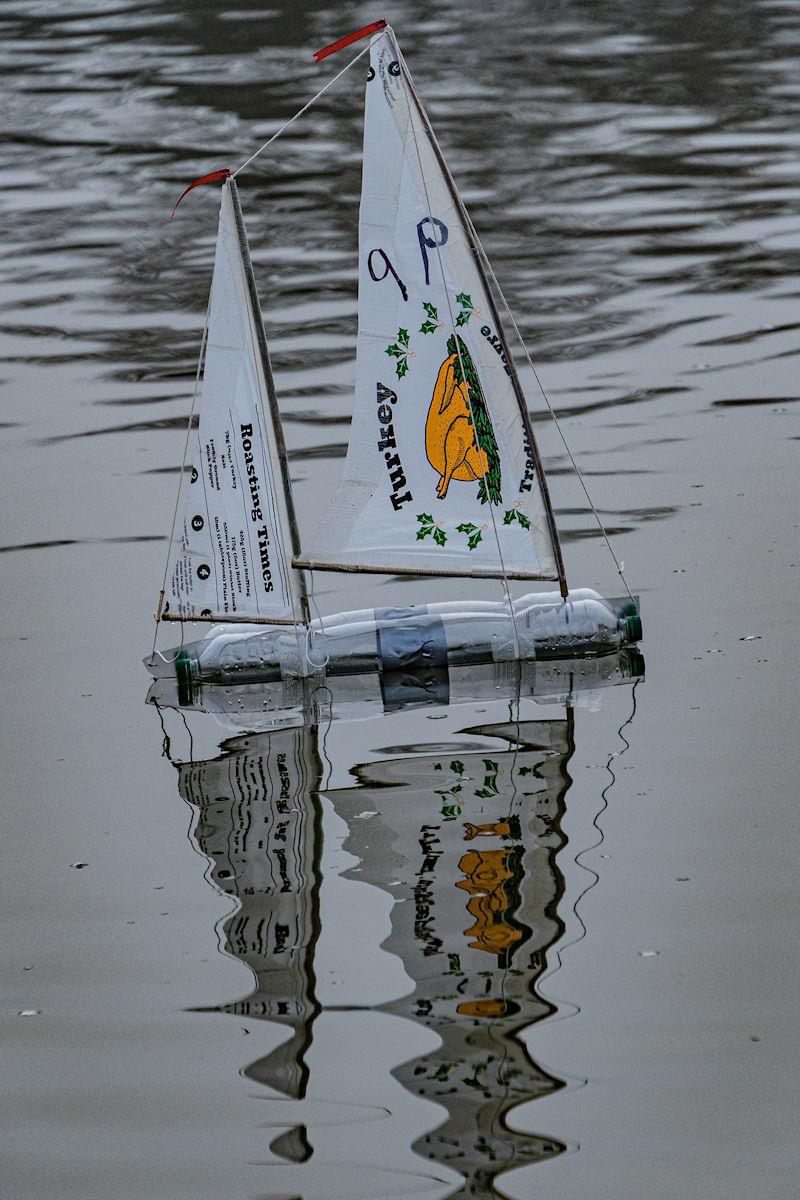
[[146, 590, 642, 689]]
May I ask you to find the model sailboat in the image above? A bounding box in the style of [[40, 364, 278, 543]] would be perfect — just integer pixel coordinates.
[[148, 22, 641, 688]]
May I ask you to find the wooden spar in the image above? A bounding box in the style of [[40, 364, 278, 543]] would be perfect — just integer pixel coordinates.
[[395, 41, 570, 600], [294, 556, 559, 581], [227, 176, 311, 626], [160, 611, 301, 625]]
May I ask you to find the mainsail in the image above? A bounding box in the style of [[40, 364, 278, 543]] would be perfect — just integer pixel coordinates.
[[161, 180, 306, 624], [300, 33, 564, 582]]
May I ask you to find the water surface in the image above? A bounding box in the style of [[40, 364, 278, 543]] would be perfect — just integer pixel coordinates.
[[2, 2, 798, 1197]]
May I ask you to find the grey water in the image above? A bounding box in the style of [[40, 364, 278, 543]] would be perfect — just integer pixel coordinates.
[[1, 2, 798, 1197]]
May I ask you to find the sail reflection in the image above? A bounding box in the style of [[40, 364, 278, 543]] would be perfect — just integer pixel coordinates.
[[170, 694, 585, 1197], [179, 727, 323, 1102], [329, 716, 573, 1194]]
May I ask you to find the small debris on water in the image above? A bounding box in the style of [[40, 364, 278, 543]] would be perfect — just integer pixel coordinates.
[[639, 950, 660, 958], [739, 635, 761, 641], [18, 1009, 40, 1017], [750, 1035, 761, 1042], [354, 810, 378, 820], [676, 876, 690, 881], [70, 862, 88, 869]]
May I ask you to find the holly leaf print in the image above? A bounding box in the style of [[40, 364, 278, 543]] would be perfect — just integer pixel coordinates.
[[420, 319, 438, 334], [503, 507, 532, 529], [386, 327, 411, 378], [456, 293, 472, 308], [417, 513, 436, 541], [467, 530, 482, 550], [455, 310, 469, 326], [417, 512, 446, 547], [423, 302, 438, 319]]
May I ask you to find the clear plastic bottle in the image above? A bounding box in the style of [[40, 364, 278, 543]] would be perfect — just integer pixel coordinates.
[[147, 590, 642, 689]]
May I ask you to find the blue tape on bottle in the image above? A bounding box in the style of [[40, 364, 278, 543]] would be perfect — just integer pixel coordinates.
[[375, 613, 448, 672]]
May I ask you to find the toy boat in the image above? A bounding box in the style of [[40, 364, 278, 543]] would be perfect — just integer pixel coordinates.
[[147, 20, 641, 688]]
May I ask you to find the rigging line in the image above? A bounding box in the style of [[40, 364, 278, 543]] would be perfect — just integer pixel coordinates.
[[461, 211, 636, 604], [153, 698, 173, 761], [312, 681, 335, 791], [305, 570, 330, 669], [231, 37, 380, 179], [394, 34, 523, 662], [151, 298, 212, 655]]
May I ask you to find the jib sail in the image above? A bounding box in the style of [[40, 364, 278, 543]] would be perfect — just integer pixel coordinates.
[[161, 180, 306, 624]]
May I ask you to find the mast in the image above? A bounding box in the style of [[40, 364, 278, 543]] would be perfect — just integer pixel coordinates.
[[227, 177, 311, 625], [393, 38, 569, 598]]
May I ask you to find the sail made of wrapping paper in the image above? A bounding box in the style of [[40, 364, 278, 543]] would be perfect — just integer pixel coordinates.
[[164, 182, 304, 622], [300, 34, 560, 581]]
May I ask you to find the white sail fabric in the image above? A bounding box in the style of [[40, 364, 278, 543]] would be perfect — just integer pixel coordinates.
[[302, 35, 558, 580], [164, 183, 302, 621]]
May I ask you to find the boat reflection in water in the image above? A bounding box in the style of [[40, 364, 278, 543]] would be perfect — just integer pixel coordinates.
[[178, 726, 323, 1112], [330, 716, 573, 1193], [161, 650, 642, 1195]]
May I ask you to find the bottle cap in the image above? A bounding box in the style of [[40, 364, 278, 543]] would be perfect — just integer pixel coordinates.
[[624, 613, 643, 643], [176, 648, 198, 706]]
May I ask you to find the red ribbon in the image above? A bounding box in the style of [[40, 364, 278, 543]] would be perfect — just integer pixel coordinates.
[[170, 168, 231, 219], [313, 19, 387, 63]]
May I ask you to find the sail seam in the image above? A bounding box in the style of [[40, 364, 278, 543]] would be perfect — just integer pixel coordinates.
[[227, 179, 310, 645], [229, 217, 295, 614], [394, 31, 523, 659]]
